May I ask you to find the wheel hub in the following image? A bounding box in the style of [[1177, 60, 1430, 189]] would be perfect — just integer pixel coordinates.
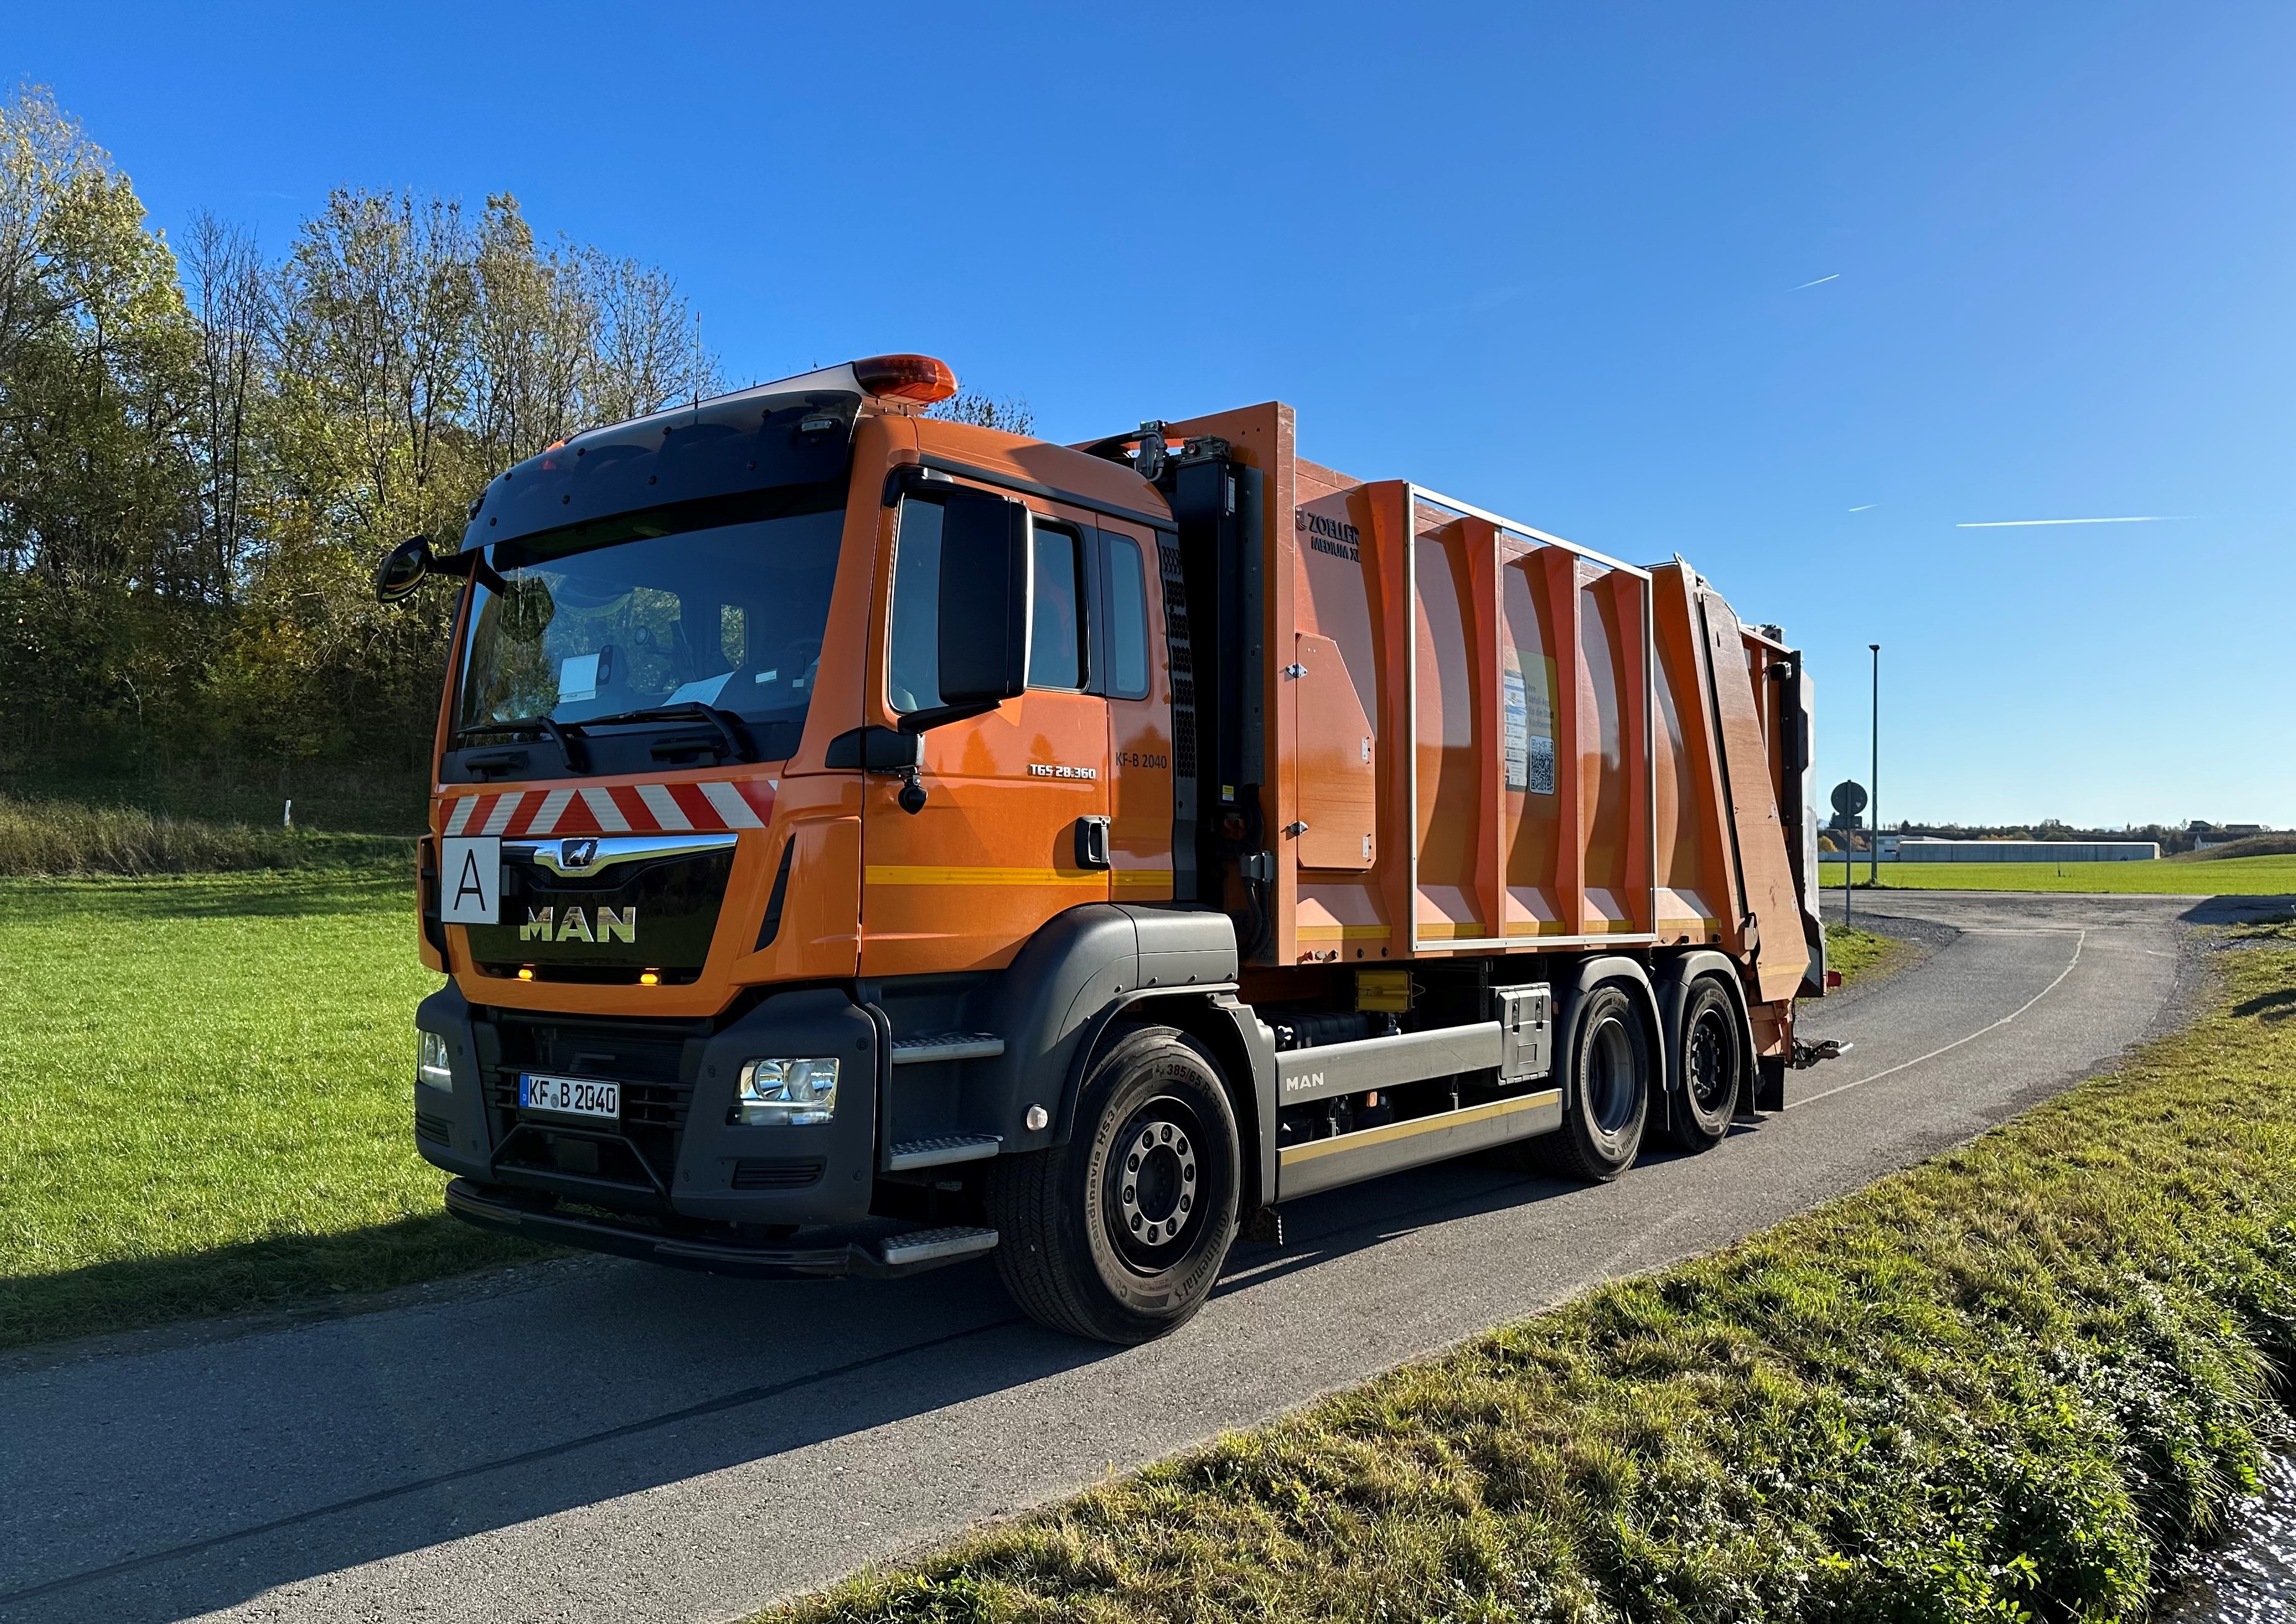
[[1687, 1009, 1730, 1110], [1117, 1117, 1198, 1248]]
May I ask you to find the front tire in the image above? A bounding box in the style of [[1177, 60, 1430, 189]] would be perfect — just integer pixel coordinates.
[[1542, 982, 1653, 1181], [987, 1026, 1240, 1344]]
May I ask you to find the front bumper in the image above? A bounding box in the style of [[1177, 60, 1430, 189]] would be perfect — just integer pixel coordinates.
[[413, 981, 888, 1230], [443, 1178, 997, 1279]]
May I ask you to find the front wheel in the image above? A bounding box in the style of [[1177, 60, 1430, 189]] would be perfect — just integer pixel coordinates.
[[986, 1026, 1240, 1343]]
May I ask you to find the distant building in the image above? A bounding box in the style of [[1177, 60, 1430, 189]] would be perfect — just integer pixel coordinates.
[[2191, 822, 2267, 851], [1896, 838, 2158, 863]]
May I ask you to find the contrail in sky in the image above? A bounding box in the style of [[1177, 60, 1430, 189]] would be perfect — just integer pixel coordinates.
[[1956, 516, 2173, 527], [1794, 273, 1840, 289], [1848, 504, 1878, 512]]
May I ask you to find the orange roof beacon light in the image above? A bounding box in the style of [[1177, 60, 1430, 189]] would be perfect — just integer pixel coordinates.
[[852, 353, 958, 405]]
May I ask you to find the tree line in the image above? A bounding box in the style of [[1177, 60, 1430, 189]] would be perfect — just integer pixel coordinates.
[[0, 87, 1026, 802]]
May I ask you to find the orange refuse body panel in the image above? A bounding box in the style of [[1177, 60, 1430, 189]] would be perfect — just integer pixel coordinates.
[[388, 361, 1828, 1346]]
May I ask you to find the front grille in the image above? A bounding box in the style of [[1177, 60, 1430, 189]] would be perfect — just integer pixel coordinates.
[[481, 1011, 707, 1203], [731, 1157, 824, 1191]]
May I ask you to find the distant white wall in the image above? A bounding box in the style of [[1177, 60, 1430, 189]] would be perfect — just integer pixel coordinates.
[[1895, 840, 2160, 863]]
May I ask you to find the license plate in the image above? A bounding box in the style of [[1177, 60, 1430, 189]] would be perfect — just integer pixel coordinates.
[[518, 1074, 619, 1120]]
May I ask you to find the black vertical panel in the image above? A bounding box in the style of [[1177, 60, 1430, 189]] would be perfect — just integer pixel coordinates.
[[1157, 536, 1199, 902]]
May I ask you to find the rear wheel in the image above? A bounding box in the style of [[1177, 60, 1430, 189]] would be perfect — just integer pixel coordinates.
[[1542, 982, 1652, 1181], [986, 1026, 1240, 1344], [1664, 976, 1743, 1153]]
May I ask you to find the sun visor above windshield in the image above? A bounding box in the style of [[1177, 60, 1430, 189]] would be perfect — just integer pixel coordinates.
[[466, 390, 862, 548]]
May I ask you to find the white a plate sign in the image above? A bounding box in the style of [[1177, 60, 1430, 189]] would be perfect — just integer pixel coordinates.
[[440, 836, 501, 924]]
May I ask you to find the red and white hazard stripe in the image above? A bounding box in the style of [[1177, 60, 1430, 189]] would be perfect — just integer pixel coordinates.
[[438, 777, 777, 838]]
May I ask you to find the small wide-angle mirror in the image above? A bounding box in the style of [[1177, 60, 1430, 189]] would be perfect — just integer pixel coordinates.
[[373, 535, 435, 604]]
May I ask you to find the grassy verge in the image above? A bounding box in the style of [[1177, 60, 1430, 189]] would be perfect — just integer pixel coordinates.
[[1822, 922, 1909, 987], [0, 793, 412, 876], [0, 872, 542, 1350], [1821, 853, 2296, 894], [776, 925, 2296, 1622]]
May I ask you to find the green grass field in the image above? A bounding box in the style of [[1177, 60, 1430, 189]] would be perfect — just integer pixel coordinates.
[[1821, 853, 2296, 894], [0, 872, 541, 1349]]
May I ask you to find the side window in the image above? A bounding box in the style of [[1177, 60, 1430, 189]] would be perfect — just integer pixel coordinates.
[[886, 498, 943, 713], [1104, 532, 1150, 700], [1028, 521, 1085, 691]]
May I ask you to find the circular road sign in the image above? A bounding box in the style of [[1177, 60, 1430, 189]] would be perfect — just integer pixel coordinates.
[[1830, 780, 1868, 820]]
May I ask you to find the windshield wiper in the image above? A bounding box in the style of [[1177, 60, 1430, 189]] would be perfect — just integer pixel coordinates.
[[453, 715, 587, 774], [576, 703, 754, 764]]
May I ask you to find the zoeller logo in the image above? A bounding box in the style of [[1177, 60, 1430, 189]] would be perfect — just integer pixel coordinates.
[[1297, 508, 1361, 564], [521, 906, 637, 944], [560, 837, 599, 870]]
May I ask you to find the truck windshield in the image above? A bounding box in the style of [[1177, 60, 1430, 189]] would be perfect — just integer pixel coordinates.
[[456, 485, 846, 761]]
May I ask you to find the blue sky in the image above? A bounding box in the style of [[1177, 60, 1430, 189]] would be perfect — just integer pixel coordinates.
[[17, 3, 2294, 826]]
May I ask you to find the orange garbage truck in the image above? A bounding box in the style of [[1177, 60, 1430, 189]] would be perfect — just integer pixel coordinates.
[[379, 355, 1830, 1343]]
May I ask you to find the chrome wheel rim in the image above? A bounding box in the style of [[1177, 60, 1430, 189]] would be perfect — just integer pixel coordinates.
[[1110, 1096, 1200, 1267]]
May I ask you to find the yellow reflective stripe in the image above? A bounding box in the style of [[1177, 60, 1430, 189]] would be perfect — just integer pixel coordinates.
[[1296, 924, 1395, 941], [1279, 1090, 1561, 1165], [865, 864, 1144, 886]]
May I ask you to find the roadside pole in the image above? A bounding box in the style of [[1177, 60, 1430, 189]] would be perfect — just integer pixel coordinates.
[[1869, 643, 1881, 891]]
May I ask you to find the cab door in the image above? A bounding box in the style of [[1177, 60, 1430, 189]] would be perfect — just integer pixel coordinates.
[[1097, 521, 1177, 905], [859, 487, 1111, 976]]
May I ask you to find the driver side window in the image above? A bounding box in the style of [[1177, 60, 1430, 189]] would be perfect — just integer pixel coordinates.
[[887, 498, 943, 713], [888, 499, 1088, 710]]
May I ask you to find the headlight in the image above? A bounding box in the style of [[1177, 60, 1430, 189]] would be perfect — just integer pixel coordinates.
[[734, 1057, 839, 1125], [418, 1030, 454, 1093]]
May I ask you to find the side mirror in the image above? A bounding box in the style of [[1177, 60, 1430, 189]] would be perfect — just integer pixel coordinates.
[[933, 488, 1030, 710], [373, 535, 435, 604]]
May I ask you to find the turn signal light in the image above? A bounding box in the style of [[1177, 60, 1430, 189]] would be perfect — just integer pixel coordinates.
[[852, 353, 958, 404], [639, 970, 660, 987]]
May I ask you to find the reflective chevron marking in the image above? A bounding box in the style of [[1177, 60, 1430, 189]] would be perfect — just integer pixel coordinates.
[[700, 780, 766, 829], [637, 783, 692, 831], [580, 787, 631, 832], [436, 778, 777, 838]]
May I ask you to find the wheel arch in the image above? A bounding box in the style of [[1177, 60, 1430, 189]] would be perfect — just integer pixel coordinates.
[[1054, 989, 1276, 1209]]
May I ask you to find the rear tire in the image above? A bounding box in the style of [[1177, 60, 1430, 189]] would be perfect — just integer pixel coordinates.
[[986, 1026, 1240, 1344], [1664, 976, 1743, 1154], [1542, 982, 1652, 1181]]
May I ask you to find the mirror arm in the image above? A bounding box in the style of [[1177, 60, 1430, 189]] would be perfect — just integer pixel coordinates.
[[896, 699, 1002, 735], [430, 545, 506, 595]]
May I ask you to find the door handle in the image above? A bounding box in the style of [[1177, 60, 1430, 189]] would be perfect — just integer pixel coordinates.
[[1074, 816, 1111, 870]]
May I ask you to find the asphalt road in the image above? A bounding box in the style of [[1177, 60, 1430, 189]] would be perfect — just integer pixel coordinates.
[[2, 891, 2272, 1624]]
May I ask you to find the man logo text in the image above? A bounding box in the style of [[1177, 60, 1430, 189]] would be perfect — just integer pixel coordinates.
[[521, 906, 637, 944]]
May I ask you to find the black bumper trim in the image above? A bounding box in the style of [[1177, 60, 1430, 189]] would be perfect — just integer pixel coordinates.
[[442, 1178, 994, 1280]]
